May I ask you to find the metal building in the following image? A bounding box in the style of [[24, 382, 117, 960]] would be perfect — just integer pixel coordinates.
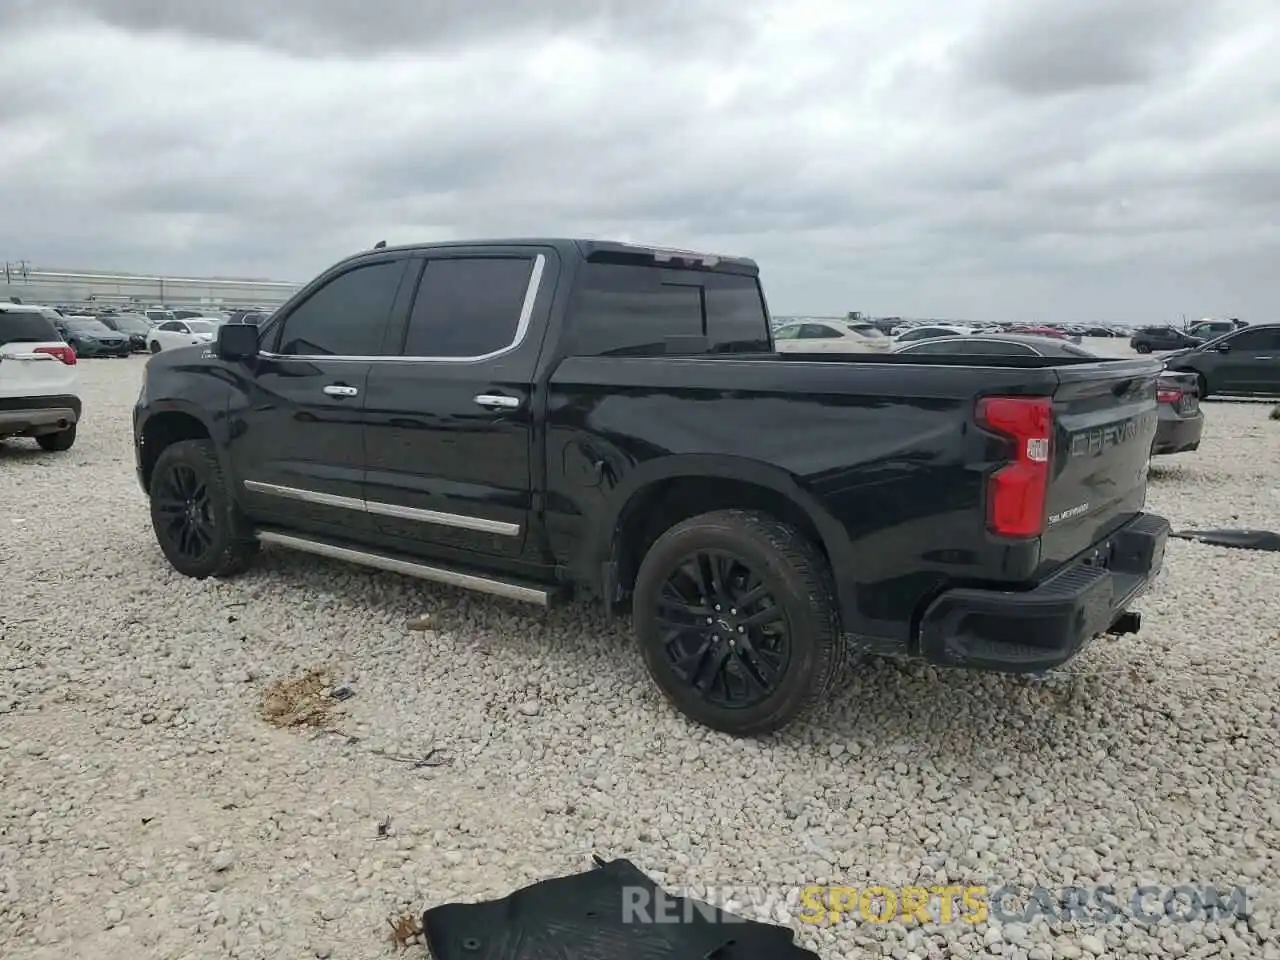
[[1, 265, 303, 310]]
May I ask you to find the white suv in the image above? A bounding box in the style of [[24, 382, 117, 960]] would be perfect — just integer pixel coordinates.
[[0, 304, 81, 451]]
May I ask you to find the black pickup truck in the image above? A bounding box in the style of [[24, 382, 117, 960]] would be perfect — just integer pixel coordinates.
[[134, 239, 1170, 735]]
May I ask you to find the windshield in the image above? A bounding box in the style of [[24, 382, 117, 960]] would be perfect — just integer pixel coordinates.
[[114, 316, 151, 333], [186, 320, 219, 333], [66, 318, 114, 334], [846, 324, 886, 338]]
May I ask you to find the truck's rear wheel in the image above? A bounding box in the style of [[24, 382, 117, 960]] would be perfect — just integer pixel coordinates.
[[632, 509, 844, 736], [149, 439, 258, 579]]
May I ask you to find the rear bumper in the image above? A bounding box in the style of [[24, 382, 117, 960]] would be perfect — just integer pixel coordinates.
[[0, 394, 82, 436], [1152, 409, 1204, 455], [916, 512, 1169, 673]]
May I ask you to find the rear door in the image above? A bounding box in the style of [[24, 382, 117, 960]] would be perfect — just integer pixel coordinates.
[[229, 254, 412, 541], [361, 246, 554, 559], [1039, 358, 1162, 569]]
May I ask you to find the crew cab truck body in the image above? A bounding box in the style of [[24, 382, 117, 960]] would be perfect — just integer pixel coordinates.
[[134, 239, 1170, 735]]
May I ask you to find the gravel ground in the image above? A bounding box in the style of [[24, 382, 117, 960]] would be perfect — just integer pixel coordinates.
[[2, 354, 1278, 960]]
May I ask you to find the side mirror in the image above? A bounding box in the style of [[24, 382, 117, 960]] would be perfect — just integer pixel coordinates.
[[216, 322, 259, 361], [1215, 343, 1231, 354]]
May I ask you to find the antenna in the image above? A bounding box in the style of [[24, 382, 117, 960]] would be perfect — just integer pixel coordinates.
[[373, 240, 387, 250]]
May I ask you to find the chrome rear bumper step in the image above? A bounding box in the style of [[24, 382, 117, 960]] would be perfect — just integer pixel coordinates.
[[255, 530, 555, 606]]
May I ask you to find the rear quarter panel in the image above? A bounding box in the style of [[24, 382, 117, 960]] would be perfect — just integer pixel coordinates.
[[545, 354, 1062, 646]]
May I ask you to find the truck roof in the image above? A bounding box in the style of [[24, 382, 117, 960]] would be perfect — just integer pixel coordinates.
[[339, 238, 759, 275]]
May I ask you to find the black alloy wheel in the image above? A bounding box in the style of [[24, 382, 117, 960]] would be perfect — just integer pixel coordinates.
[[153, 461, 215, 564], [148, 439, 258, 579], [654, 550, 791, 710], [632, 509, 846, 736]]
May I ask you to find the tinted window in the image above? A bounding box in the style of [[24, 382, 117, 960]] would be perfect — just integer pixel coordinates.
[[66, 319, 114, 335], [802, 324, 841, 339], [1226, 328, 1280, 350], [402, 257, 534, 358], [565, 263, 768, 357], [0, 309, 58, 345], [702, 272, 770, 352], [901, 340, 958, 355], [276, 260, 405, 357], [774, 325, 801, 340], [964, 339, 1035, 356]]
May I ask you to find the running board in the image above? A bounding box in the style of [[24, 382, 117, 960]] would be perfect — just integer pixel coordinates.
[[255, 530, 555, 606]]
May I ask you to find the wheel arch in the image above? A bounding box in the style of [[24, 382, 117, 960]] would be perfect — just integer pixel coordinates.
[[138, 404, 223, 493], [595, 455, 852, 603]]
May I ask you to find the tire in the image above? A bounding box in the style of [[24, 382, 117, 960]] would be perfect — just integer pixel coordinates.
[[36, 423, 76, 452], [1135, 343, 1152, 354], [150, 341, 162, 354], [148, 438, 258, 579], [631, 509, 845, 736]]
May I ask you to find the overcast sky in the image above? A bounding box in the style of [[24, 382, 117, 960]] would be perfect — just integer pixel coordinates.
[[0, 0, 1276, 322]]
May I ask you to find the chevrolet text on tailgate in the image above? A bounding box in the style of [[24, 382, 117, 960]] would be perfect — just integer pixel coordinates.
[[133, 239, 1170, 736]]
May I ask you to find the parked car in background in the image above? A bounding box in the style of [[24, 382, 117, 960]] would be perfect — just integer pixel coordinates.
[[1187, 319, 1240, 341], [773, 320, 892, 353], [893, 333, 1097, 359], [228, 311, 271, 326], [134, 237, 1170, 735], [1130, 326, 1203, 353], [1163, 324, 1280, 398], [1008, 325, 1067, 339], [55, 316, 130, 358], [146, 309, 177, 326], [0, 304, 80, 451], [147, 318, 223, 353], [894, 334, 1205, 457], [1151, 371, 1203, 455], [99, 312, 154, 352], [893, 324, 974, 343]]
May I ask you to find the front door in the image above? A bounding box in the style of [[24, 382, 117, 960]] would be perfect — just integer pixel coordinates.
[[1210, 328, 1273, 393], [362, 246, 555, 560], [227, 255, 412, 541]]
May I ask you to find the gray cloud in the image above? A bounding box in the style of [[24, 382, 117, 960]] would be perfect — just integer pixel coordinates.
[[0, 0, 1277, 323], [12, 0, 758, 56], [963, 0, 1218, 96]]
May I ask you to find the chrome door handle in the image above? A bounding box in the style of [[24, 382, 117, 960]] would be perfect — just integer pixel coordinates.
[[323, 384, 359, 397], [473, 393, 520, 410], [1254, 356, 1272, 360]]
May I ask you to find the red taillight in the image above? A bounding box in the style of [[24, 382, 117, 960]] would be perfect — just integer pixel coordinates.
[[1156, 386, 1182, 404], [34, 345, 77, 365], [976, 395, 1052, 538]]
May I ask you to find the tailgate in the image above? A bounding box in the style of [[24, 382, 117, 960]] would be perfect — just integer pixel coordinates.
[[0, 341, 77, 399], [1041, 358, 1162, 568]]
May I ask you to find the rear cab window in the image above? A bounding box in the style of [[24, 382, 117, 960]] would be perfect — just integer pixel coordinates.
[[0, 309, 59, 346], [563, 254, 772, 357]]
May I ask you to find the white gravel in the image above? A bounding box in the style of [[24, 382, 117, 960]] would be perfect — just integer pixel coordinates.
[[2, 354, 1278, 960]]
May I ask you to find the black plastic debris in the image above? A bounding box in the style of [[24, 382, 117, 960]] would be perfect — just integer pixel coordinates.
[[1170, 528, 1280, 552], [422, 855, 820, 959], [328, 684, 355, 701]]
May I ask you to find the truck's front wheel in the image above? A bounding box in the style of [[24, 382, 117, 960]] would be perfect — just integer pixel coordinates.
[[632, 509, 845, 736], [149, 439, 258, 579]]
